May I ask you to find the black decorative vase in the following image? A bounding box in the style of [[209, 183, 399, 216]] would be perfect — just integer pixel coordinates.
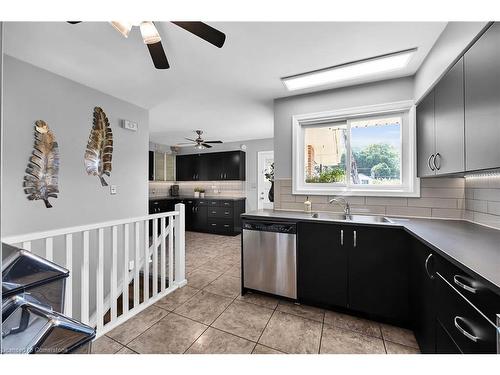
[[268, 181, 274, 202]]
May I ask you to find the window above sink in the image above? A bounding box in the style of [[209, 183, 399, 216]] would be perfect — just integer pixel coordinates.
[[292, 100, 420, 197]]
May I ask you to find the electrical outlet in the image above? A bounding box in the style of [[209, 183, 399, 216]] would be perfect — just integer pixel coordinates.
[[110, 185, 117, 195], [122, 119, 138, 131]]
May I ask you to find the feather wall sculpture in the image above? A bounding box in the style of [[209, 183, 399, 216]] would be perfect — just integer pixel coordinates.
[[24, 120, 60, 208], [84, 107, 113, 186]]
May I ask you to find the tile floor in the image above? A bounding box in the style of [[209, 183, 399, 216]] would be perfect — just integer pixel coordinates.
[[92, 231, 420, 354]]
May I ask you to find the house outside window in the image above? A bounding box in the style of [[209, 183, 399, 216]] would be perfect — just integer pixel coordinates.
[[292, 101, 419, 197]]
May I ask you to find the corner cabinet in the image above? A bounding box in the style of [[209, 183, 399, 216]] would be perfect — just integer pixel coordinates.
[[464, 22, 500, 171], [176, 151, 246, 181], [417, 58, 465, 177]]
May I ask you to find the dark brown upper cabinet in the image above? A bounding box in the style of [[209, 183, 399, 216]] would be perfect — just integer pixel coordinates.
[[176, 151, 246, 181], [464, 22, 500, 172]]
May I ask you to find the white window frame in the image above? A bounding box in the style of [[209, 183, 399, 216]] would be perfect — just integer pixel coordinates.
[[292, 100, 420, 197]]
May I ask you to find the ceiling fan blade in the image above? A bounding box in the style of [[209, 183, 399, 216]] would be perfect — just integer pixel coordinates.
[[171, 22, 226, 48], [203, 140, 223, 144], [175, 144, 195, 147], [146, 41, 170, 69], [184, 138, 197, 142], [202, 143, 213, 148], [67, 21, 82, 24]]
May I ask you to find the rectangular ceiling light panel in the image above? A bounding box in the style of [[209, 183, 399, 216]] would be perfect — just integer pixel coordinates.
[[282, 49, 416, 91]]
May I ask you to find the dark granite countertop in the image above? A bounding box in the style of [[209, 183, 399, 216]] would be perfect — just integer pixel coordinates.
[[241, 209, 500, 294], [149, 195, 246, 201]]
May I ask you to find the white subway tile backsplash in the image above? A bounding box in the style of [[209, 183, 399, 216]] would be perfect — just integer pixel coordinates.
[[350, 205, 387, 215], [487, 201, 500, 216], [386, 206, 432, 218], [295, 195, 328, 204], [420, 178, 465, 189], [473, 188, 500, 202], [421, 188, 465, 199], [431, 208, 463, 219], [365, 197, 408, 206], [465, 199, 488, 213], [472, 212, 500, 230], [408, 197, 458, 209], [465, 177, 500, 228], [280, 194, 295, 202]]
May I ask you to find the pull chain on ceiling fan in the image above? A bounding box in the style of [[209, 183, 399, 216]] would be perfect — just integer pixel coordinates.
[[68, 21, 226, 70]]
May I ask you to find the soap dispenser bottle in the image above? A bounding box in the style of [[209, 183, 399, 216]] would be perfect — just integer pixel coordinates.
[[304, 196, 312, 212]]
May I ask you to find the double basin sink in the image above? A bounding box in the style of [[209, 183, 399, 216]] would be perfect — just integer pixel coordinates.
[[310, 212, 394, 224]]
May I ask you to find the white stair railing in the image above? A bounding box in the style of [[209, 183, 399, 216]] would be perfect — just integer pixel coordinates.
[[2, 203, 186, 338]]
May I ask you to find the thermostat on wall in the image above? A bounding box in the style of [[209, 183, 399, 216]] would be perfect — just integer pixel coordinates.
[[121, 119, 138, 132]]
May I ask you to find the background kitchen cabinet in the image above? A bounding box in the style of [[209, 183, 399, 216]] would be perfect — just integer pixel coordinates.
[[176, 151, 245, 181], [297, 222, 348, 308], [410, 240, 436, 353], [417, 58, 465, 177], [191, 201, 208, 231], [465, 22, 500, 171], [148, 151, 154, 181], [434, 58, 465, 175], [176, 154, 207, 181], [416, 91, 436, 177], [348, 226, 409, 324]]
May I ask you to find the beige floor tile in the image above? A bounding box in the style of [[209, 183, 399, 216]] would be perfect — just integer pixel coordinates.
[[380, 323, 419, 349], [237, 292, 279, 310], [385, 341, 420, 354], [116, 347, 137, 354], [320, 325, 386, 354], [107, 305, 169, 345], [259, 311, 322, 354], [224, 265, 241, 278], [186, 328, 255, 354], [203, 275, 241, 298], [277, 300, 324, 322], [187, 268, 221, 289], [324, 310, 382, 338], [252, 344, 284, 354], [91, 335, 124, 354], [213, 300, 274, 341], [198, 257, 235, 274], [128, 313, 207, 354], [154, 286, 200, 311], [174, 290, 233, 325]]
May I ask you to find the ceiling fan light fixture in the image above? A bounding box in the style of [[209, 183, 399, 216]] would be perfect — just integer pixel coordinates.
[[110, 21, 133, 38], [195, 144, 204, 150], [140, 22, 161, 44]]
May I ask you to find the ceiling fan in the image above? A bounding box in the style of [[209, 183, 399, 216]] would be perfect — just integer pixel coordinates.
[[176, 130, 223, 149], [67, 21, 226, 69]]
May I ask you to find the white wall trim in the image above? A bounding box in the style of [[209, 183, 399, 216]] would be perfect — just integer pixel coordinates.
[[292, 100, 420, 197]]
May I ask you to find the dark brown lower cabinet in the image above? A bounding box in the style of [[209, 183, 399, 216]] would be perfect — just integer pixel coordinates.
[[436, 321, 461, 354]]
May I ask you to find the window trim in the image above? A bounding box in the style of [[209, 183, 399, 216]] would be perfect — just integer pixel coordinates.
[[292, 100, 420, 197]]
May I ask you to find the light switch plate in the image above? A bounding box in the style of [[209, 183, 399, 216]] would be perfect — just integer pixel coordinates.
[[110, 185, 117, 195], [122, 119, 138, 131]]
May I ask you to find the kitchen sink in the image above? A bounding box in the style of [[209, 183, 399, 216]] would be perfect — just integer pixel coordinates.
[[310, 212, 393, 224]]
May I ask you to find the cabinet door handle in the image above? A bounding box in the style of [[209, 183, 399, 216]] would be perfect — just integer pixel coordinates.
[[454, 316, 479, 343], [224, 224, 229, 228], [453, 275, 478, 294], [428, 154, 436, 171], [434, 153, 441, 170], [340, 230, 344, 246], [211, 223, 217, 227], [424, 253, 434, 279], [353, 230, 357, 247]]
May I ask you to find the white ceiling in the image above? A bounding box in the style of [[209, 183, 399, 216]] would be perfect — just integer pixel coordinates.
[[4, 22, 446, 145]]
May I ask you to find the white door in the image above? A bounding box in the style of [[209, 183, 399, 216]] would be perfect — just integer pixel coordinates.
[[257, 151, 274, 210]]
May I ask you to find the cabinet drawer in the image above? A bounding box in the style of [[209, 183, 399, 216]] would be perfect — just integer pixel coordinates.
[[208, 200, 234, 207], [207, 219, 233, 233], [435, 255, 500, 323], [436, 273, 496, 353], [208, 206, 233, 218]]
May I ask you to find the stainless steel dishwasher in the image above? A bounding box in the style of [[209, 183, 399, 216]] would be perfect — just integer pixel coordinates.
[[242, 220, 297, 299]]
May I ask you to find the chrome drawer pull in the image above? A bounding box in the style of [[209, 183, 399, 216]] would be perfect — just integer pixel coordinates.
[[424, 253, 434, 280], [353, 230, 357, 248], [453, 275, 478, 294], [340, 230, 343, 246], [428, 154, 436, 171], [454, 316, 479, 343]]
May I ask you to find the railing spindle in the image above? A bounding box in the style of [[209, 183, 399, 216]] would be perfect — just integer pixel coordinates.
[[143, 220, 149, 302], [45, 237, 53, 261], [134, 222, 140, 308], [111, 225, 118, 322], [168, 218, 174, 289], [174, 203, 186, 284], [81, 231, 90, 324], [152, 218, 158, 296], [96, 228, 104, 332], [123, 223, 129, 315], [160, 217, 166, 291], [65, 234, 73, 317]]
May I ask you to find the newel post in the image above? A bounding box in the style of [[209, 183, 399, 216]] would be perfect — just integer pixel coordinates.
[[174, 203, 186, 285]]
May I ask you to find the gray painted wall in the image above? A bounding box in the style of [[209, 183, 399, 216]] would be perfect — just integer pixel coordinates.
[[1, 56, 149, 237], [176, 138, 274, 212], [414, 22, 489, 102], [273, 77, 414, 179]]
